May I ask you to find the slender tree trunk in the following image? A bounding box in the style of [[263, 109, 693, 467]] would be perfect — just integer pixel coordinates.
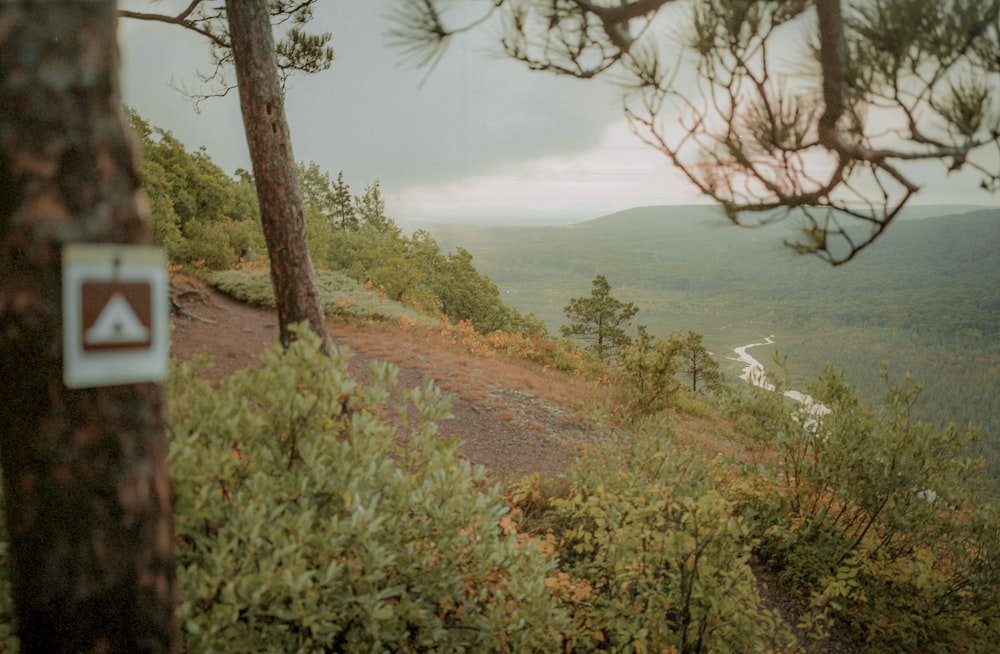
[[226, 0, 329, 349], [0, 2, 177, 652]]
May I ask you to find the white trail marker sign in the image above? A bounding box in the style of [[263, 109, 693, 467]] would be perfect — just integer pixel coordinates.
[[63, 244, 169, 388]]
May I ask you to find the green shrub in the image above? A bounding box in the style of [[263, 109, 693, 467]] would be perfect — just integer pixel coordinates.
[[732, 365, 1000, 652], [512, 421, 801, 653], [615, 329, 682, 417], [208, 268, 433, 325], [168, 325, 569, 652], [176, 218, 264, 269]]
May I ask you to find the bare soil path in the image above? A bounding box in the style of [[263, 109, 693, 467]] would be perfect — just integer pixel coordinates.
[[170, 283, 600, 477]]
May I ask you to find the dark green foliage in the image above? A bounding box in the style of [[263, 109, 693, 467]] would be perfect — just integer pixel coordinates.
[[431, 245, 525, 333], [179, 217, 262, 269], [128, 109, 265, 267], [561, 275, 639, 363], [167, 325, 569, 651]]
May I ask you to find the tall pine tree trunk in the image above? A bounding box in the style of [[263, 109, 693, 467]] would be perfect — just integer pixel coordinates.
[[0, 2, 177, 651], [226, 0, 329, 349]]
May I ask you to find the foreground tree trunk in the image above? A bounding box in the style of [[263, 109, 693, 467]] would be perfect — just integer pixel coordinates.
[[226, 0, 329, 349], [0, 3, 178, 652]]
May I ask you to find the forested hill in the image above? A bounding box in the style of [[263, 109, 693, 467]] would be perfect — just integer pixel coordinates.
[[428, 203, 999, 340], [426, 204, 1000, 479]]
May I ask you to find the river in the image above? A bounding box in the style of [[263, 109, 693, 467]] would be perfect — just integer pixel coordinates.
[[732, 338, 942, 502], [731, 336, 830, 417]]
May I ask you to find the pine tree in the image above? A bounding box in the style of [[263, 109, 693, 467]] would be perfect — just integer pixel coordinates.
[[561, 275, 639, 363], [355, 180, 397, 234], [671, 331, 723, 393], [332, 171, 358, 231], [227, 0, 328, 349]]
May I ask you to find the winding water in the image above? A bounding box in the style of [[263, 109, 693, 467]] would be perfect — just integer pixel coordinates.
[[731, 336, 830, 417], [732, 337, 941, 501]]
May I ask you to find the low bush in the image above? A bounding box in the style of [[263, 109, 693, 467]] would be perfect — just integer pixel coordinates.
[[509, 421, 802, 653], [168, 325, 569, 651], [732, 365, 1000, 652], [208, 267, 432, 325]]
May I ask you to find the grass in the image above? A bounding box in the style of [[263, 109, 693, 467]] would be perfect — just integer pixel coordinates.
[[209, 268, 436, 326]]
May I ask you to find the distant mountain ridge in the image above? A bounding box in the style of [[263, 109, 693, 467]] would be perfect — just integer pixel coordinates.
[[429, 203, 1000, 336], [426, 203, 1000, 466], [569, 204, 729, 230], [570, 203, 995, 230]]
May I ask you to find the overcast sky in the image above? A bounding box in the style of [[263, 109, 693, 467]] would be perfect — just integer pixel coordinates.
[[117, 1, 998, 226]]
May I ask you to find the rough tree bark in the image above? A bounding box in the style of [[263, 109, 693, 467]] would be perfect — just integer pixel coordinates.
[[226, 0, 329, 349], [0, 2, 178, 652]]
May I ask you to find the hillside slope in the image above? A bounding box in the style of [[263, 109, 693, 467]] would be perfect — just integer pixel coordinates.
[[170, 282, 599, 478], [169, 282, 867, 653]]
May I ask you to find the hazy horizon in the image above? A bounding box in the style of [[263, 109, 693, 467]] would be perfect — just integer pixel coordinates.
[[119, 1, 1000, 228]]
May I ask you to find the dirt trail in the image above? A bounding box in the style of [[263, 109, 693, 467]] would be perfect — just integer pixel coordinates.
[[170, 284, 597, 477]]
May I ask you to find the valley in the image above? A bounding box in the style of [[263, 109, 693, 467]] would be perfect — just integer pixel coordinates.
[[424, 204, 1000, 483]]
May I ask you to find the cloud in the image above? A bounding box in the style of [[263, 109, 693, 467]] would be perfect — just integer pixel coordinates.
[[287, 2, 627, 187], [119, 1, 624, 208], [117, 0, 998, 226], [391, 120, 708, 224]]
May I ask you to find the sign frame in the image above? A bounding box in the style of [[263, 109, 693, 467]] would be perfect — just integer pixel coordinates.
[[62, 244, 169, 388]]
